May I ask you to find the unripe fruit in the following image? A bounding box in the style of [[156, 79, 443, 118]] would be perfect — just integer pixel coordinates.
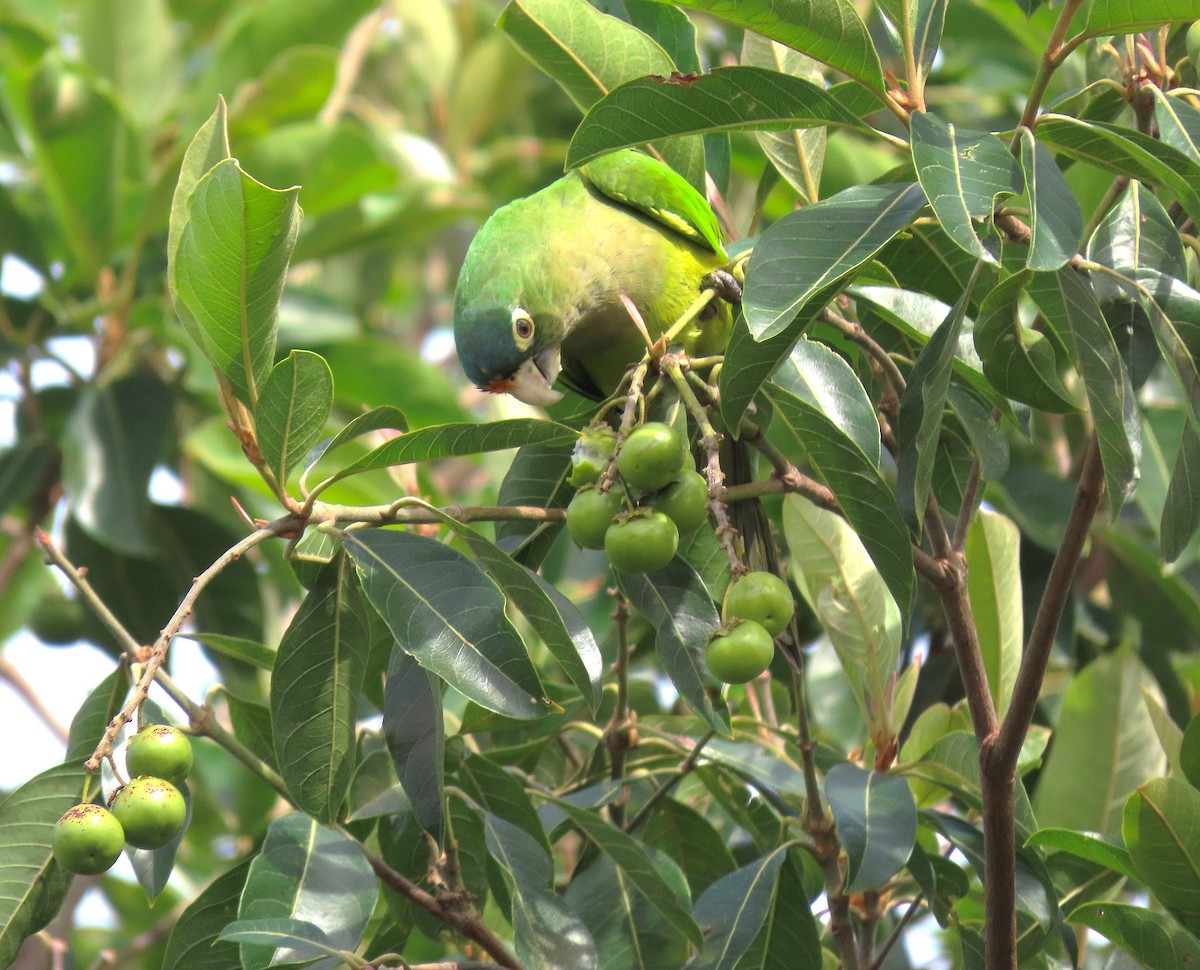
[[125, 725, 193, 783], [52, 803, 125, 875], [725, 571, 795, 636], [569, 427, 617, 487], [110, 777, 186, 850], [604, 511, 678, 573], [566, 486, 624, 550], [652, 470, 710, 534], [616, 422, 687, 491], [1188, 21, 1200, 75], [705, 619, 776, 684], [29, 588, 85, 646]]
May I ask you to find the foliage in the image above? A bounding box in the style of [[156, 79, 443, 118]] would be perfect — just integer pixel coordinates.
[[0, 1, 1199, 970]]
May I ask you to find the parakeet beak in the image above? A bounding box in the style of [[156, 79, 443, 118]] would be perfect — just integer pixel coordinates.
[[506, 346, 563, 407]]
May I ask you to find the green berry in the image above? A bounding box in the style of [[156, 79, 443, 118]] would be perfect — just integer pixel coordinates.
[[652, 470, 709, 534], [569, 427, 617, 487], [705, 619, 775, 684], [566, 486, 624, 550], [53, 803, 125, 875], [110, 777, 186, 850], [604, 511, 678, 573], [616, 422, 687, 491], [725, 571, 794, 636], [125, 725, 193, 783]]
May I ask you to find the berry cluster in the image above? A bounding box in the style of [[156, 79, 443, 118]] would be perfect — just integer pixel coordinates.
[[566, 422, 708, 574], [705, 572, 795, 684], [53, 725, 192, 875]]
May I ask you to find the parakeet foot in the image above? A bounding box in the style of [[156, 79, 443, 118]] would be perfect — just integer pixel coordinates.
[[701, 269, 742, 305]]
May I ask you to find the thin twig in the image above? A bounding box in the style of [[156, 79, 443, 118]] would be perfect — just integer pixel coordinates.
[[623, 729, 715, 834], [37, 523, 283, 771], [865, 895, 926, 970], [364, 849, 523, 970]]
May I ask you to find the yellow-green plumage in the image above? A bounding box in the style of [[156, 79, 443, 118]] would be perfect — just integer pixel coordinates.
[[453, 150, 731, 404]]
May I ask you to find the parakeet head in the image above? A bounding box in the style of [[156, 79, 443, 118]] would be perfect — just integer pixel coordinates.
[[452, 297, 565, 408]]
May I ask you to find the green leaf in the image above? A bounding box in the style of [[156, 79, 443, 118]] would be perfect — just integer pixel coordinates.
[[1182, 714, 1200, 789], [1153, 90, 1200, 166], [974, 270, 1078, 411], [617, 559, 731, 735], [1032, 645, 1167, 837], [545, 797, 702, 947], [564, 852, 691, 970], [483, 813, 599, 970], [896, 281, 976, 526], [161, 858, 252, 970], [270, 554, 370, 823], [457, 754, 548, 855], [219, 918, 342, 960], [566, 66, 867, 169], [169, 155, 300, 407], [497, 0, 703, 187], [167, 99, 230, 281], [876, 0, 947, 75], [1083, 0, 1200, 35], [754, 853, 823, 970], [774, 336, 880, 466], [255, 350, 334, 484], [237, 814, 377, 970], [1026, 268, 1140, 513], [15, 56, 129, 279], [910, 111, 1023, 264], [782, 495, 903, 742], [905, 733, 1038, 839], [301, 405, 408, 485], [61, 372, 174, 557], [642, 798, 737, 896], [690, 846, 788, 970], [741, 35, 827, 204], [383, 647, 444, 837], [347, 746, 409, 822], [66, 666, 128, 762], [1034, 115, 1200, 226], [762, 375, 915, 618], [825, 763, 917, 892], [418, 508, 603, 712], [744, 181, 926, 340], [1023, 828, 1137, 881], [1071, 901, 1200, 970], [1123, 777, 1200, 923], [0, 763, 84, 967], [495, 441, 574, 567], [345, 529, 547, 719], [663, 0, 885, 92], [78, 0, 176, 128], [1088, 180, 1188, 304], [1162, 420, 1200, 562], [184, 633, 275, 672], [325, 418, 577, 485], [965, 509, 1022, 718], [718, 310, 813, 431], [1019, 129, 1083, 271]]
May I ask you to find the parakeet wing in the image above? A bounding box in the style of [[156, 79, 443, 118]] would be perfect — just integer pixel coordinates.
[[579, 150, 727, 260]]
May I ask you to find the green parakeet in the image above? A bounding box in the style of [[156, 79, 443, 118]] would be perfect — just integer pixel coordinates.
[[453, 149, 733, 406]]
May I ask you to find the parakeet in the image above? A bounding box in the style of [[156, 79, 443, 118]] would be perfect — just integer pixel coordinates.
[[453, 149, 732, 406]]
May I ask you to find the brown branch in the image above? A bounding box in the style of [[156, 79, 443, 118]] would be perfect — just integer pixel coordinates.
[[991, 435, 1104, 770], [37, 523, 283, 771], [819, 307, 907, 398], [364, 849, 523, 970]]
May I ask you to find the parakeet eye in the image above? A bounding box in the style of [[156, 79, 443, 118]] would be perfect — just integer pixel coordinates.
[[511, 309, 535, 348]]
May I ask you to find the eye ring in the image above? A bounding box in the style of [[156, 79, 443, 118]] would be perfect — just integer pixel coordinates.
[[512, 310, 535, 346]]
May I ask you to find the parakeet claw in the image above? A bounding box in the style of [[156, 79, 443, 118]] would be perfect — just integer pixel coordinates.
[[702, 269, 742, 305], [507, 346, 564, 407]]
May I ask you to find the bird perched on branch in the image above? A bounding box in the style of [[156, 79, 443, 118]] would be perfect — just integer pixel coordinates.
[[452, 149, 734, 407]]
